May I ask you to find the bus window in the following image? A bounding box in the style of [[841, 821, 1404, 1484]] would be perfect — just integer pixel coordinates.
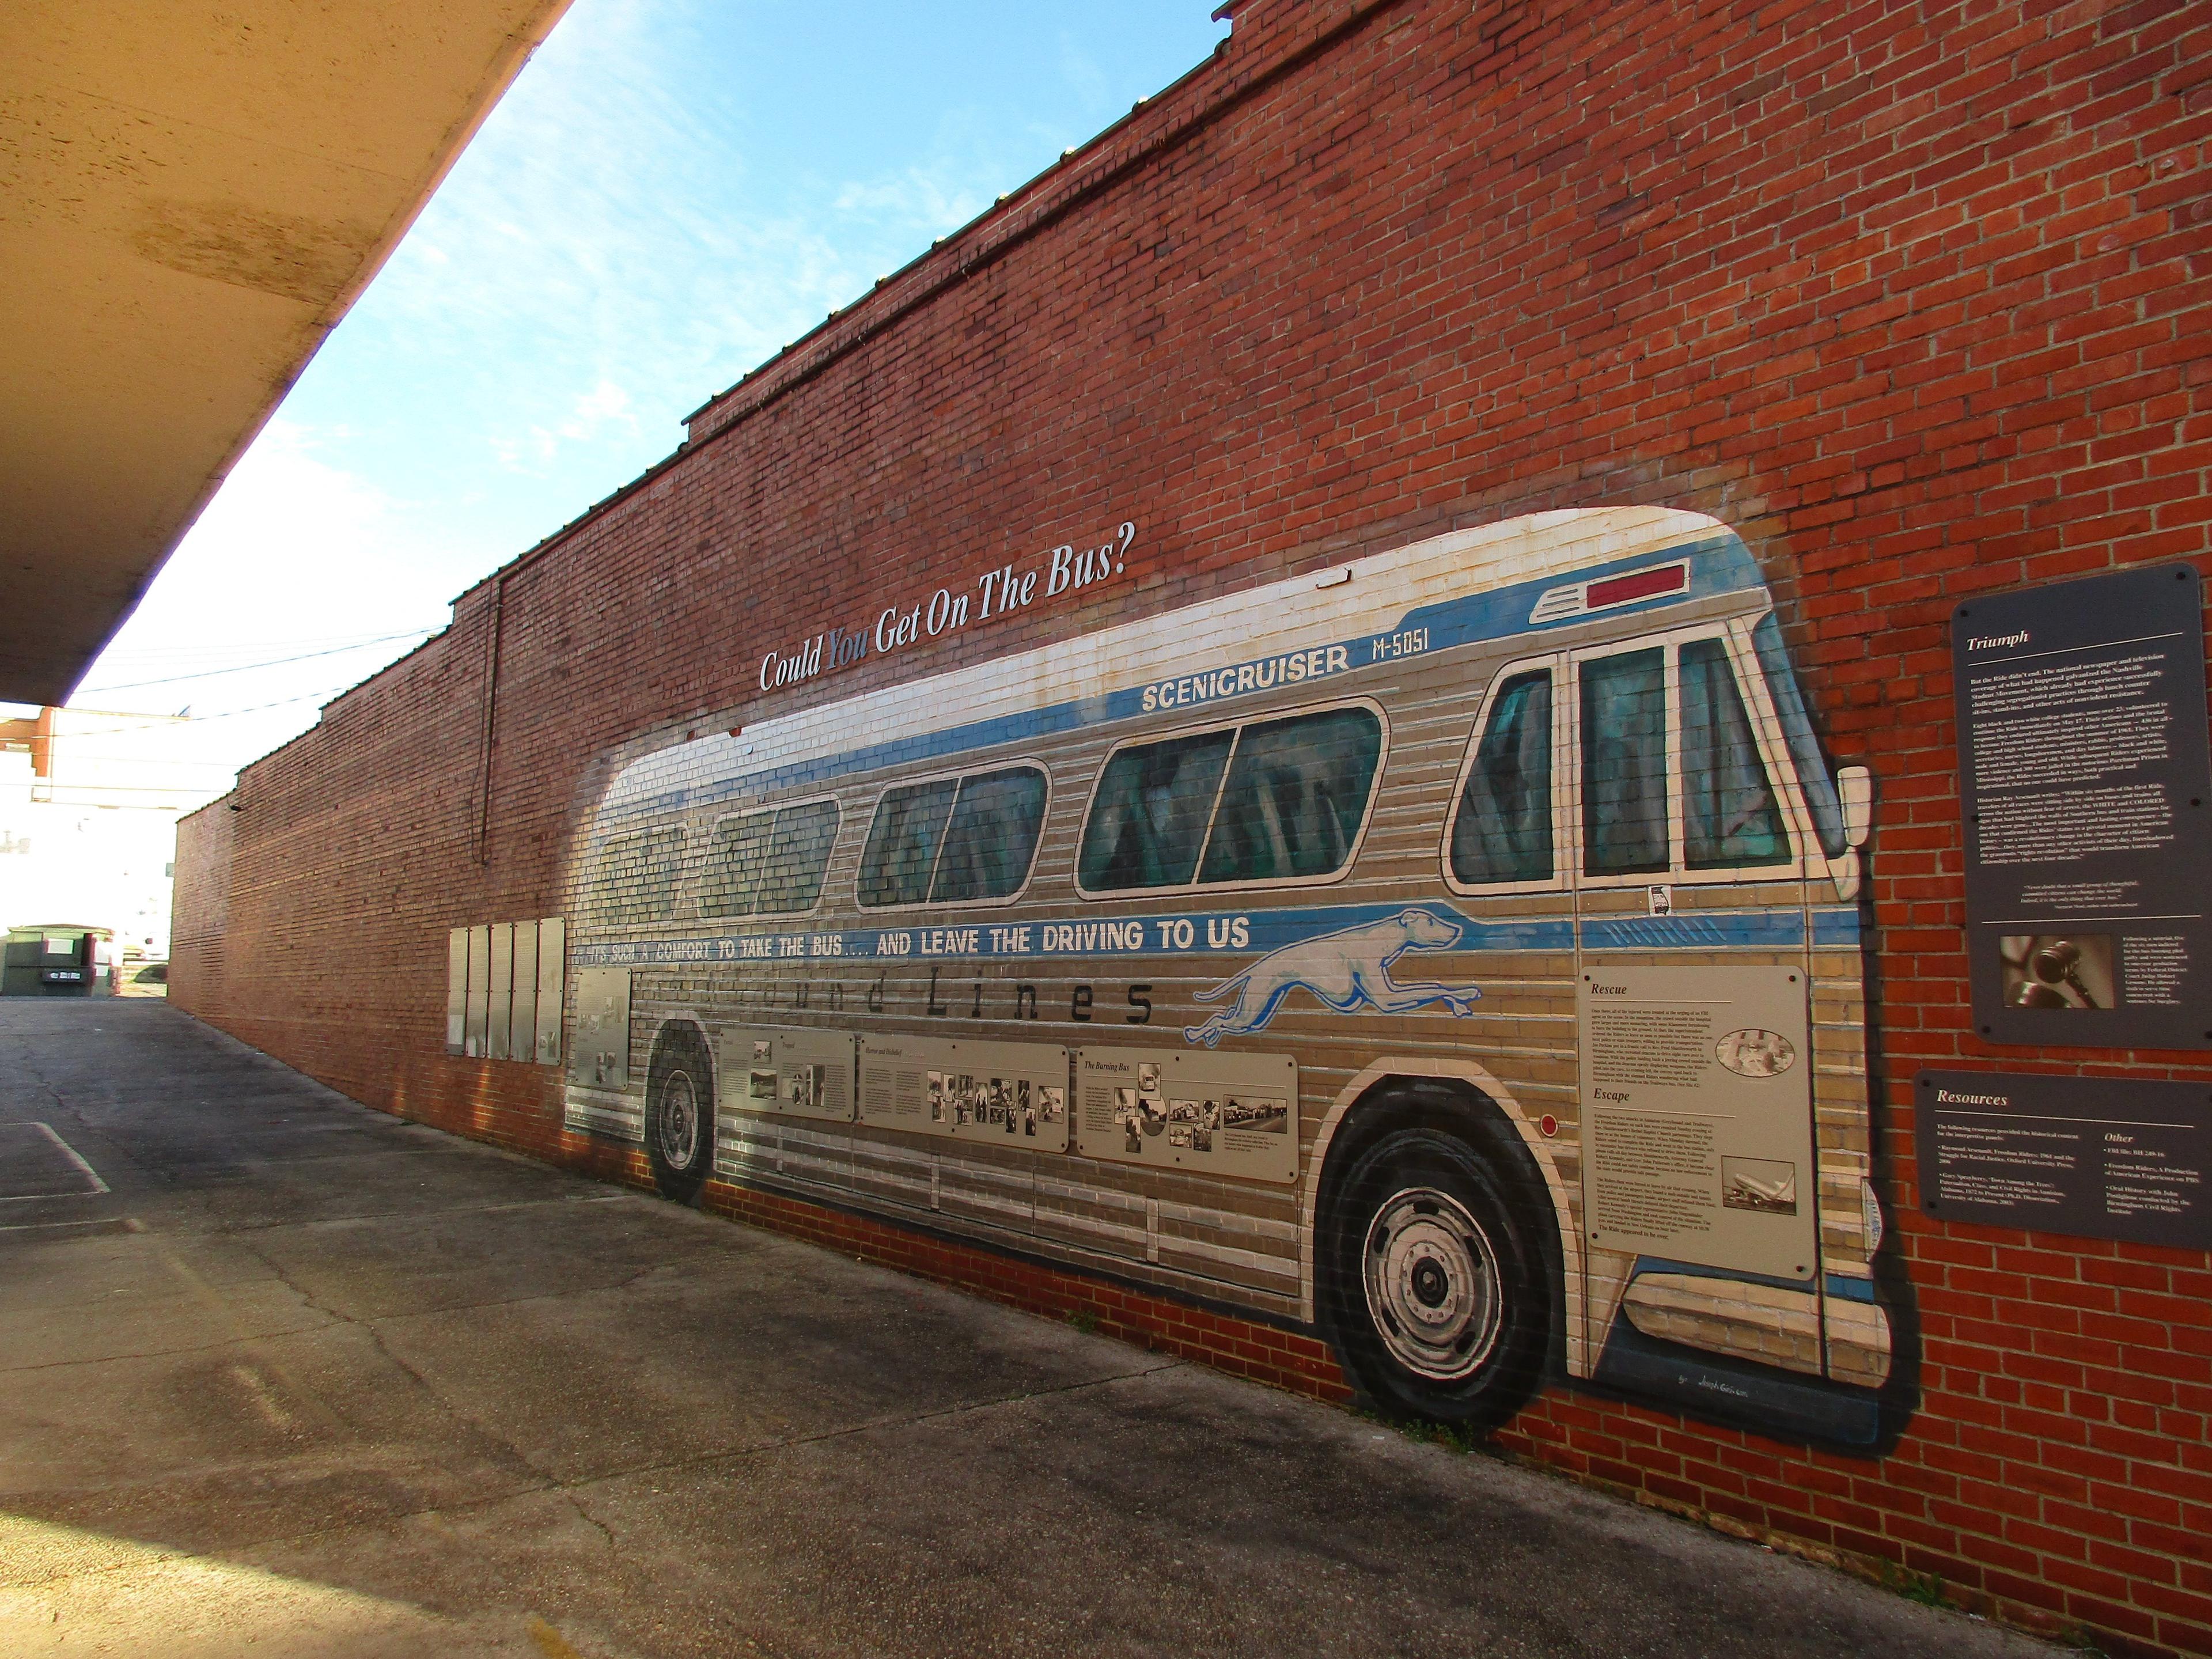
[[1198, 707, 1382, 884], [592, 827, 685, 926], [1581, 649, 1669, 876], [930, 768, 1047, 901], [701, 802, 838, 916], [858, 767, 1046, 907], [1750, 614, 1846, 858], [1679, 640, 1789, 869], [1078, 729, 1234, 891], [858, 778, 959, 907], [699, 813, 773, 918], [756, 800, 841, 912], [1450, 669, 1553, 884]]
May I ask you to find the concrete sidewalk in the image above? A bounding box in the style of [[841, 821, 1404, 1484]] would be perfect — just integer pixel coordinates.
[[0, 1000, 2057, 1658]]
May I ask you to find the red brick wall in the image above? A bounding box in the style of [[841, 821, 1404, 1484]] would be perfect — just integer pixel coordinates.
[[169, 788, 230, 1012], [173, 0, 2212, 1650]]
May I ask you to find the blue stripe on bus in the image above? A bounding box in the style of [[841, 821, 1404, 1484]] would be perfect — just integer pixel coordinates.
[[599, 536, 1765, 830], [1580, 910, 1806, 950], [572, 902, 1574, 968], [571, 897, 1855, 969], [1811, 906, 1862, 946]]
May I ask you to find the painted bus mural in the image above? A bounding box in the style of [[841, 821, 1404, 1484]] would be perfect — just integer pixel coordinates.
[[554, 506, 1904, 1448]]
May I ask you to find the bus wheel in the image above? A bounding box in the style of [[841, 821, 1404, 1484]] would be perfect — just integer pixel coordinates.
[[1320, 1122, 1547, 1429], [645, 1027, 713, 1203]]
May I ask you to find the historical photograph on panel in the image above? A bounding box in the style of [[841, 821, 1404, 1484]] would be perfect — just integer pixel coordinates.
[[1075, 1048, 1299, 1184], [1714, 1027, 1796, 1078], [717, 1027, 855, 1124], [1721, 1157, 1799, 1215], [1997, 934, 2116, 1012], [858, 1036, 1071, 1150]]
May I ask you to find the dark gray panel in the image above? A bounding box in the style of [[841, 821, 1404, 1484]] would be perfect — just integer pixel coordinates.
[[1916, 1069, 2210, 1249], [1952, 564, 2212, 1048]]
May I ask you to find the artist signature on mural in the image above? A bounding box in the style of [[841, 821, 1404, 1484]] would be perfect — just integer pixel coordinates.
[[1184, 908, 1483, 1046]]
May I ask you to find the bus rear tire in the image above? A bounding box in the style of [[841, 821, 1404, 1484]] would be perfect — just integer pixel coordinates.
[[1319, 1114, 1548, 1431], [645, 1026, 714, 1203]]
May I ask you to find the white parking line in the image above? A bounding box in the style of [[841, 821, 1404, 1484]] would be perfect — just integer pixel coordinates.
[[0, 1122, 110, 1199], [36, 1123, 109, 1194], [0, 1215, 129, 1233]]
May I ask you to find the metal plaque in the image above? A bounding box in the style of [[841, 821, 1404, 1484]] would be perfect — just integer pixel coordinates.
[[463, 925, 491, 1058], [534, 917, 566, 1065], [858, 1034, 1070, 1150], [1074, 1047, 1300, 1184], [1916, 1070, 2210, 1249], [445, 927, 468, 1055], [486, 922, 514, 1061], [509, 920, 539, 1067], [718, 1026, 857, 1123], [1954, 565, 2212, 1048], [1579, 965, 1819, 1281], [569, 967, 631, 1089]]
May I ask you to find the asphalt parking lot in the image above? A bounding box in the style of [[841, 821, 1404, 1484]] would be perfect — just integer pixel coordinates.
[[0, 999, 2059, 1657]]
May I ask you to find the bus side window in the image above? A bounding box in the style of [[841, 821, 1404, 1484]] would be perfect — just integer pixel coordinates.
[[1450, 669, 1552, 884], [700, 812, 773, 918], [1199, 707, 1382, 884], [589, 835, 635, 926], [1679, 640, 1789, 869], [1079, 730, 1233, 891], [757, 800, 840, 912], [1580, 649, 1669, 876], [930, 768, 1047, 902], [858, 779, 959, 907], [593, 827, 685, 925]]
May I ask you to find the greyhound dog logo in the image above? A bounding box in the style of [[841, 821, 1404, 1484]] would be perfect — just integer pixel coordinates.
[[1184, 908, 1483, 1047]]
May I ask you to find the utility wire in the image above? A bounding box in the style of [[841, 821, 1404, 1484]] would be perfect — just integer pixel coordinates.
[[48, 683, 373, 741], [84, 629, 435, 663], [77, 630, 435, 694]]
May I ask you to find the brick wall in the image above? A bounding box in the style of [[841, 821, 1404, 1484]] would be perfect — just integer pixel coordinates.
[[173, 0, 2212, 1650]]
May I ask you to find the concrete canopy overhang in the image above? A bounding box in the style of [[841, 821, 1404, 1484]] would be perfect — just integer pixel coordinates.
[[1, 0, 574, 705]]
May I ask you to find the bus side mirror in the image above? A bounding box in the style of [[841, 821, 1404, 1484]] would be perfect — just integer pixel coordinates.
[[1838, 766, 1873, 849]]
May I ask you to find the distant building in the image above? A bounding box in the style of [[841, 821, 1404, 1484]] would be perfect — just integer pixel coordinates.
[[0, 706, 209, 959]]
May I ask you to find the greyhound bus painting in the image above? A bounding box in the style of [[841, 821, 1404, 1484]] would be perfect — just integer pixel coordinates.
[[559, 506, 1900, 1448]]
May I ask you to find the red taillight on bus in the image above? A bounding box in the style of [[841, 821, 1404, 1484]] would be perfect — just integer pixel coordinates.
[[1585, 563, 1689, 609]]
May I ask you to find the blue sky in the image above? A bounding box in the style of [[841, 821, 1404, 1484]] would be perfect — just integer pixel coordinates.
[[66, 0, 1229, 793]]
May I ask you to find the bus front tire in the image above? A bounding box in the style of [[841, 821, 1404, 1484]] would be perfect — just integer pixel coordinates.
[[645, 1027, 713, 1203], [1319, 1118, 1548, 1431]]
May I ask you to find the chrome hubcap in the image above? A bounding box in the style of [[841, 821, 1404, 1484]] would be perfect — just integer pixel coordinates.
[[1362, 1186, 1501, 1382], [659, 1067, 700, 1168]]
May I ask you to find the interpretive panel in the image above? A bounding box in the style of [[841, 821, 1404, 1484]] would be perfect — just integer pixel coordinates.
[[445, 928, 468, 1055], [487, 922, 514, 1061], [534, 918, 566, 1065], [463, 925, 490, 1058], [858, 1035, 1070, 1150], [1074, 1048, 1299, 1184], [1953, 565, 2212, 1049], [718, 1026, 856, 1123], [1917, 1070, 2210, 1249], [1580, 965, 1818, 1280], [568, 968, 631, 1089], [510, 920, 539, 1069]]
